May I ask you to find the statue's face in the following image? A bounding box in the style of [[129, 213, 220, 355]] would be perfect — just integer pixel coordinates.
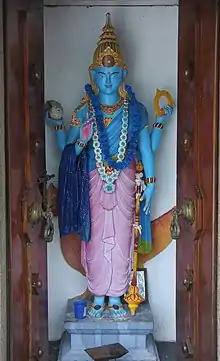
[[91, 66, 126, 96]]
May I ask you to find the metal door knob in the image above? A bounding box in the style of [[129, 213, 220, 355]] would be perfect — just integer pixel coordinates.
[[170, 199, 195, 239]]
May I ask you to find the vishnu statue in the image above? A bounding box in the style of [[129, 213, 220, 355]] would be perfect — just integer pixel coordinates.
[[45, 13, 174, 319]]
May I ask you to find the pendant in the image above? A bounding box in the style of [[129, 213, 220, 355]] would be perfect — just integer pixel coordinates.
[[103, 182, 115, 193]]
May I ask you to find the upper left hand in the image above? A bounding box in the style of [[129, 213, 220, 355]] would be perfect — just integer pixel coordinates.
[[156, 105, 174, 124], [140, 183, 155, 215]]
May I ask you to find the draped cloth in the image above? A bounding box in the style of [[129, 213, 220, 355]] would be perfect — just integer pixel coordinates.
[[81, 163, 136, 297], [58, 144, 91, 242]]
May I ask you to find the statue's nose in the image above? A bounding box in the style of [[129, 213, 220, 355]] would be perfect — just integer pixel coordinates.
[[106, 74, 111, 84]]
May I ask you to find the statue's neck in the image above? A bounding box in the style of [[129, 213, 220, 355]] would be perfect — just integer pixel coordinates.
[[98, 92, 120, 106]]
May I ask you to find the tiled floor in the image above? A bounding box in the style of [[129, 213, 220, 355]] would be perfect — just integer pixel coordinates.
[[49, 341, 176, 361]]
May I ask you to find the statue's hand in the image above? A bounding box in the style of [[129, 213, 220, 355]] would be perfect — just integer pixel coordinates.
[[79, 117, 94, 143], [140, 183, 155, 215], [44, 111, 64, 128], [156, 105, 174, 124]]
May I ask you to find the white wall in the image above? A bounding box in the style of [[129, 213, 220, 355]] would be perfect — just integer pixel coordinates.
[[44, 5, 178, 341]]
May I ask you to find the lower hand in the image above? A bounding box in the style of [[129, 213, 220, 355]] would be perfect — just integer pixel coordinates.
[[156, 105, 174, 124], [140, 183, 155, 215]]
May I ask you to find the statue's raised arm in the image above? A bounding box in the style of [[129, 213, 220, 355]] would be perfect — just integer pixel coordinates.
[[45, 99, 94, 154]]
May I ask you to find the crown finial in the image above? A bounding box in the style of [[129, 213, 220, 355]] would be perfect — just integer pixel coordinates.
[[90, 12, 125, 69], [106, 13, 111, 27]]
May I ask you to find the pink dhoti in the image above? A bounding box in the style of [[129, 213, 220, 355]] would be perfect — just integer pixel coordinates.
[[81, 163, 136, 297]]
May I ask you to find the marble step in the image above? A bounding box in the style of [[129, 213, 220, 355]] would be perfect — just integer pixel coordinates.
[[58, 332, 159, 361], [58, 299, 160, 361]]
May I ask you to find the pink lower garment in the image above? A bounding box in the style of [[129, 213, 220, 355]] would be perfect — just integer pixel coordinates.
[[81, 163, 136, 297]]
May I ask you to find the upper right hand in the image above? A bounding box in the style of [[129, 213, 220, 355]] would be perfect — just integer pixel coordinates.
[[44, 111, 64, 128]]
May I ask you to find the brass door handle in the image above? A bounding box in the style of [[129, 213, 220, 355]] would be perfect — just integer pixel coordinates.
[[170, 199, 195, 240], [28, 203, 54, 243]]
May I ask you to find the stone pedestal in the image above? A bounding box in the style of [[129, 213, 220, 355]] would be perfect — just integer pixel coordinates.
[[58, 299, 160, 361]]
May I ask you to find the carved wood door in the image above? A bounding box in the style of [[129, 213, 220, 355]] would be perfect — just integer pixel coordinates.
[[4, 0, 48, 360], [176, 1, 218, 360]]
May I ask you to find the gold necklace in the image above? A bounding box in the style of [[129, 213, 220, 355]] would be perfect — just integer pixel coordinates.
[[100, 98, 124, 115]]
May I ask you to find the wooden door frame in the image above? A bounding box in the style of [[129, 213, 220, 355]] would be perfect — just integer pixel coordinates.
[[1, 1, 219, 361], [0, 0, 7, 361], [176, 1, 219, 360]]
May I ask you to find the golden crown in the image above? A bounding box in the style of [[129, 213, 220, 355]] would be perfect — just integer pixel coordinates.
[[90, 13, 126, 69]]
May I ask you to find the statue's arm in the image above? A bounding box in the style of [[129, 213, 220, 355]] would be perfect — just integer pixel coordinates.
[[137, 102, 161, 155], [151, 105, 174, 153], [45, 102, 89, 155], [138, 126, 155, 179], [150, 125, 163, 154], [137, 104, 155, 214]]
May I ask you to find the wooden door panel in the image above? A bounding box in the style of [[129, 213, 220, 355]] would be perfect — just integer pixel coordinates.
[[177, 3, 198, 357], [4, 1, 48, 361], [28, 9, 48, 360], [177, 1, 218, 360], [194, 4, 218, 361], [5, 8, 30, 361]]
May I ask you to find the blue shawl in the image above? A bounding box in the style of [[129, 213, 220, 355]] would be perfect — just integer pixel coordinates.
[[58, 143, 91, 242]]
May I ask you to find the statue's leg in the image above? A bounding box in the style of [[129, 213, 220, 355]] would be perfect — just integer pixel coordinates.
[[108, 296, 127, 318], [107, 166, 136, 319], [87, 295, 105, 318]]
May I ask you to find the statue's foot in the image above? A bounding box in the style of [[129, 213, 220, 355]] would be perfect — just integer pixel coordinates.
[[108, 296, 127, 319], [87, 296, 105, 318]]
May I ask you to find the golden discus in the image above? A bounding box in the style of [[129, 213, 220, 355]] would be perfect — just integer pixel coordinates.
[[154, 89, 175, 116]]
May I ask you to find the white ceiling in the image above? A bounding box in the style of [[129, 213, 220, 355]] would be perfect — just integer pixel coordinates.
[[44, 0, 178, 6]]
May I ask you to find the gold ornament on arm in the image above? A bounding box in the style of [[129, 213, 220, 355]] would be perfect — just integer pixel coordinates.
[[154, 89, 175, 117]]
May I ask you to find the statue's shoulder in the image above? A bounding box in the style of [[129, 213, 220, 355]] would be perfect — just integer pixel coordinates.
[[70, 95, 89, 127], [136, 102, 149, 130]]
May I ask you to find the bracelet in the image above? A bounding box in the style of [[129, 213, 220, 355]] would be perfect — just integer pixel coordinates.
[[145, 177, 156, 184], [153, 122, 163, 130], [54, 124, 65, 131], [76, 139, 86, 148]]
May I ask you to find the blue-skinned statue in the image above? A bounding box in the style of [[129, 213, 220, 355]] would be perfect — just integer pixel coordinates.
[[45, 13, 174, 319]]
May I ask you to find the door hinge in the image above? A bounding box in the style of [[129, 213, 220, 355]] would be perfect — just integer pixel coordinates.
[[32, 273, 43, 296], [194, 184, 204, 241], [194, 184, 203, 200], [182, 336, 193, 358], [182, 269, 194, 291], [183, 131, 193, 153], [30, 346, 44, 361]]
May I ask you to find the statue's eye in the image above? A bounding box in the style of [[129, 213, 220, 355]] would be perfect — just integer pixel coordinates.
[[112, 72, 119, 78], [97, 72, 105, 79]]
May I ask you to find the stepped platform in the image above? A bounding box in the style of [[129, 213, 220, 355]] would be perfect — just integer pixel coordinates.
[[58, 299, 160, 361]]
